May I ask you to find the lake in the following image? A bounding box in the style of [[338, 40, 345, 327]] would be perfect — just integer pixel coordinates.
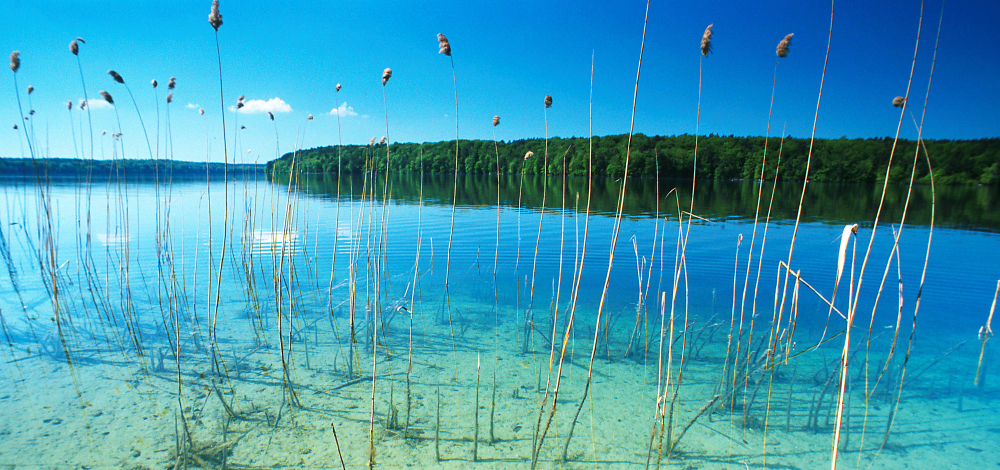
[[0, 171, 997, 468]]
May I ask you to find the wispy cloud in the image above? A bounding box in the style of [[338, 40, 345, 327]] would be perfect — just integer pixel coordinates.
[[231, 97, 292, 114], [328, 102, 357, 117], [186, 103, 199, 109], [84, 99, 113, 110]]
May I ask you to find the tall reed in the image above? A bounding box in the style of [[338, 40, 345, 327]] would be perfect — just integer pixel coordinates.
[[437, 34, 461, 376], [490, 114, 501, 443], [565, 0, 650, 460]]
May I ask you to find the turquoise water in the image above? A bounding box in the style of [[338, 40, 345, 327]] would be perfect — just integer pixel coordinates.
[[0, 173, 997, 468]]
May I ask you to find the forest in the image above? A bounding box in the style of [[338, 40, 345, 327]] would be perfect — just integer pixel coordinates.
[[0, 157, 263, 180], [268, 134, 1000, 186]]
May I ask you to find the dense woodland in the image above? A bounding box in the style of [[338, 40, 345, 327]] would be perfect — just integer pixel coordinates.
[[0, 158, 262, 180], [268, 134, 1000, 186]]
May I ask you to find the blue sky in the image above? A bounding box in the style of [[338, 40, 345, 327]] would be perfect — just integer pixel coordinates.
[[2, 0, 997, 164]]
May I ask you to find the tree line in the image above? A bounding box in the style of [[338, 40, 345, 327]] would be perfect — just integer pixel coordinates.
[[268, 134, 1000, 185], [0, 158, 263, 180]]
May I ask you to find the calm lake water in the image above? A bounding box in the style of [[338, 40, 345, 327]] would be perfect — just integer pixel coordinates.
[[0, 172, 997, 469]]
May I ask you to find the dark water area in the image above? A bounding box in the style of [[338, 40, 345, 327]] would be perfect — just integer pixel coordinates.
[[293, 173, 1000, 232]]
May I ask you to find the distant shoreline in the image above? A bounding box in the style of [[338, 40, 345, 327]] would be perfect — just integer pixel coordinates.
[[0, 157, 264, 179], [268, 134, 1000, 186]]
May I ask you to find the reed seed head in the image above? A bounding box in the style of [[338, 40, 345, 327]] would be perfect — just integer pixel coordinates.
[[27, 86, 33, 94], [437, 33, 452, 56], [108, 70, 124, 84], [336, 83, 341, 92], [199, 108, 205, 115], [493, 115, 500, 127], [152, 79, 158, 88], [308, 114, 313, 120], [268, 111, 274, 121], [892, 96, 906, 107], [79, 99, 86, 109], [544, 95, 552, 108], [10, 51, 20, 73], [380, 136, 387, 144], [166, 92, 173, 103], [209, 0, 223, 31], [69, 40, 79, 55], [369, 137, 375, 146], [99, 90, 114, 104], [382, 68, 392, 86], [776, 33, 793, 58], [524, 151, 534, 160], [67, 100, 73, 110], [701, 24, 714, 56], [168, 77, 176, 90]]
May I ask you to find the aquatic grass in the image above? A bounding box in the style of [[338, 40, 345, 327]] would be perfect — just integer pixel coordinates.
[[206, 0, 232, 390], [106, 71, 160, 362], [731, 30, 794, 423], [974, 281, 998, 386], [876, 4, 942, 458], [439, 34, 459, 287], [565, 0, 650, 461], [405, 146, 425, 438], [522, 94, 553, 364], [367, 64, 396, 468], [326, 84, 346, 369], [490, 114, 501, 444], [436, 34, 463, 380]]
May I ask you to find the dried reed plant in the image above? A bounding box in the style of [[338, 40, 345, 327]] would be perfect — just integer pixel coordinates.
[[435, 33, 462, 379], [871, 6, 943, 462], [701, 24, 714, 56], [565, 0, 651, 462], [489, 113, 502, 443], [437, 33, 451, 56], [209, 0, 223, 30], [554, 51, 596, 463], [776, 33, 793, 58], [975, 281, 998, 385], [204, 0, 234, 393]]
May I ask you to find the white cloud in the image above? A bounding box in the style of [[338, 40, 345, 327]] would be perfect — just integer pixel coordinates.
[[328, 102, 357, 117], [232, 97, 292, 114], [186, 103, 199, 109], [84, 99, 113, 109]]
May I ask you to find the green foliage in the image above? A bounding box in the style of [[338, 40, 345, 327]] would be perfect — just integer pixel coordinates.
[[0, 157, 262, 180], [271, 134, 1000, 186]]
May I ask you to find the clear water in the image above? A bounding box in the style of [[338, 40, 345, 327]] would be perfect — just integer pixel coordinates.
[[0, 173, 997, 469]]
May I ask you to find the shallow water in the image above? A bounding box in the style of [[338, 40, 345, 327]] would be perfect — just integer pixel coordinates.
[[0, 173, 997, 469]]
